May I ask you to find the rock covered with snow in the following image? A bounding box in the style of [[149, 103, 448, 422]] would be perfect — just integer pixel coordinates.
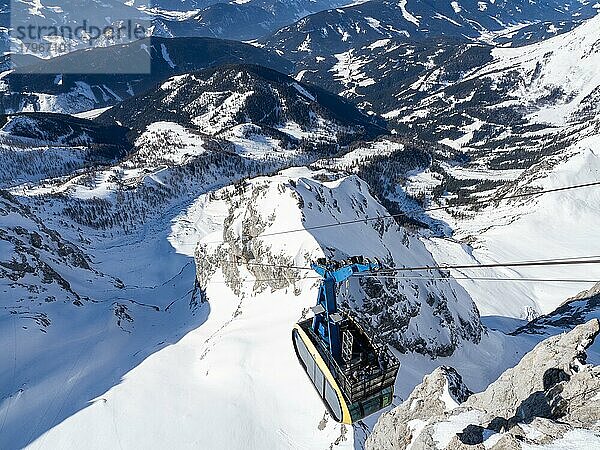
[[0, 190, 93, 307], [194, 167, 483, 357], [365, 366, 472, 450], [514, 282, 600, 336], [367, 319, 600, 449]]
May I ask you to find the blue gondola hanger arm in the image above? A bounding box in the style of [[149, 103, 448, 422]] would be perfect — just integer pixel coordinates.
[[310, 256, 382, 360]]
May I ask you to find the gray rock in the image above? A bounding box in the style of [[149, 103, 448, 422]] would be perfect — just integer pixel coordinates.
[[366, 366, 472, 450], [466, 319, 600, 423], [367, 319, 600, 450], [513, 282, 600, 335]]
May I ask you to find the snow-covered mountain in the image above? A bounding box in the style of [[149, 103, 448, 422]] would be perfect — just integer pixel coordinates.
[[0, 37, 293, 114], [195, 168, 482, 357], [280, 11, 600, 130], [0, 0, 353, 50], [0, 0, 151, 57], [0, 155, 486, 448], [383, 12, 600, 137], [99, 64, 386, 146], [150, 0, 353, 41], [2, 0, 596, 59], [262, 0, 599, 60]]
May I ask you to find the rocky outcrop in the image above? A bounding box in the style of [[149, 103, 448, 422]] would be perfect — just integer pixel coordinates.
[[0, 190, 94, 306], [465, 320, 599, 424], [366, 367, 472, 450], [367, 319, 600, 450], [513, 282, 600, 335]]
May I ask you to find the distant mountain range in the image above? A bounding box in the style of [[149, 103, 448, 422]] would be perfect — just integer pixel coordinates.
[[0, 37, 293, 114], [262, 0, 599, 58], [0, 0, 596, 53]]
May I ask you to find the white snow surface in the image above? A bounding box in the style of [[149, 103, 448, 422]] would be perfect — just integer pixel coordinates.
[[399, 0, 420, 26], [424, 136, 600, 319], [135, 121, 208, 164], [482, 14, 600, 125]]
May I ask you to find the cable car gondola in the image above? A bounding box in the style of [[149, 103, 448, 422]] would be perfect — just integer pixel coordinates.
[[292, 256, 400, 424]]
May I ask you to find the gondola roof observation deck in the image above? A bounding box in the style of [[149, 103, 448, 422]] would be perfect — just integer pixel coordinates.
[[292, 256, 400, 424]]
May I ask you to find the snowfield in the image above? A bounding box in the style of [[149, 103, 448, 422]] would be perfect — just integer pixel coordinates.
[[485, 14, 600, 126], [424, 136, 600, 319]]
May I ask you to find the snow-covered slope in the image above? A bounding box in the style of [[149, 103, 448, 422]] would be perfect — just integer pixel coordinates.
[[483, 13, 600, 125], [0, 163, 490, 449], [0, 113, 131, 187], [419, 127, 600, 320], [3, 169, 481, 449], [275, 13, 600, 149], [0, 190, 204, 449], [380, 14, 600, 143]]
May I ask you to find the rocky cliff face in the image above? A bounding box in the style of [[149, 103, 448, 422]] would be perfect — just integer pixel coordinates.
[[367, 319, 600, 450], [364, 366, 473, 449], [0, 190, 94, 308]]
